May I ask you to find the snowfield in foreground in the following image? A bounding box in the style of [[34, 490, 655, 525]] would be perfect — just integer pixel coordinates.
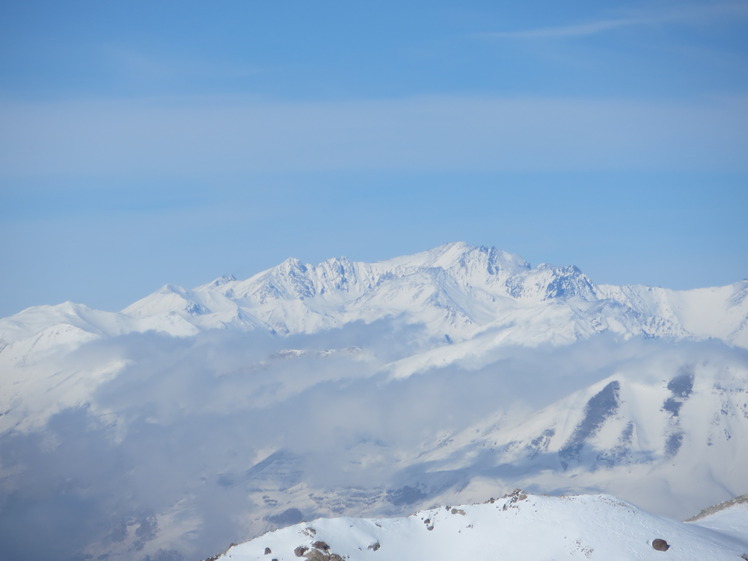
[[211, 492, 748, 561]]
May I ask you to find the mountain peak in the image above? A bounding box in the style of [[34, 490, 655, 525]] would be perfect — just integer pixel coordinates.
[[276, 256, 307, 272], [3, 243, 747, 351], [206, 274, 236, 288], [381, 242, 530, 276]]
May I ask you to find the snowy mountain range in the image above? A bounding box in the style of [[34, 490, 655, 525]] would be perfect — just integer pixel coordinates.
[[1, 243, 746, 561], [3, 242, 746, 353]]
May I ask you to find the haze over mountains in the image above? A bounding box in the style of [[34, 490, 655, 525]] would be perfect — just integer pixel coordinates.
[[1, 243, 746, 561]]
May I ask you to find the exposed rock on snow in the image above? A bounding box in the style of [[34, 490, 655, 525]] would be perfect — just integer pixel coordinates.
[[206, 493, 748, 561]]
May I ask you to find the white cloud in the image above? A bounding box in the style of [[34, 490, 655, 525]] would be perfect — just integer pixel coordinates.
[[2, 327, 744, 561]]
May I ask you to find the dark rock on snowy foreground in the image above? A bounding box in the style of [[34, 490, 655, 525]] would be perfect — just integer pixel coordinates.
[[205, 492, 748, 561]]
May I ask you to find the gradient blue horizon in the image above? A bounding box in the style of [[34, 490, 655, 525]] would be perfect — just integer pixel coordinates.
[[1, 1, 747, 317]]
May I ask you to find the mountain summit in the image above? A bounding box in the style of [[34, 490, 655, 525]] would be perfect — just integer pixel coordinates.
[[3, 242, 746, 354]]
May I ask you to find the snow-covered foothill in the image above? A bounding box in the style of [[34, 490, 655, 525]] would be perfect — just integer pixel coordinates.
[[210, 492, 748, 561], [406, 350, 748, 518]]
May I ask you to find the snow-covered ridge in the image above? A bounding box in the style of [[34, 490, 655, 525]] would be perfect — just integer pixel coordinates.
[[688, 494, 748, 522], [2, 242, 747, 360], [405, 353, 748, 519], [207, 492, 748, 561]]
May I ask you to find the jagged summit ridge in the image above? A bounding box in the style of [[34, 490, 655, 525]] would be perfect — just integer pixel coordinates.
[[202, 242, 534, 303], [110, 242, 748, 346], [2, 243, 747, 354], [119, 242, 618, 337]]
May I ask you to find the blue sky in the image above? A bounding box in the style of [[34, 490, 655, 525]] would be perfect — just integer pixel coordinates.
[[1, 0, 747, 316]]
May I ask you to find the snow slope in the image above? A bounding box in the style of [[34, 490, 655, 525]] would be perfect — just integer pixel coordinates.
[[210, 492, 748, 561], [403, 348, 748, 518], [688, 495, 748, 544]]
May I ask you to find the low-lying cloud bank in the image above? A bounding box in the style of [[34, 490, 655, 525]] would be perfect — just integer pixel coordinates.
[[1, 322, 746, 561]]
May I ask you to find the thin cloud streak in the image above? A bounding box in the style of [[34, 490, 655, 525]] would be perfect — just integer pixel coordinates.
[[103, 46, 263, 84], [2, 95, 747, 176], [482, 18, 642, 40], [481, 1, 748, 39]]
